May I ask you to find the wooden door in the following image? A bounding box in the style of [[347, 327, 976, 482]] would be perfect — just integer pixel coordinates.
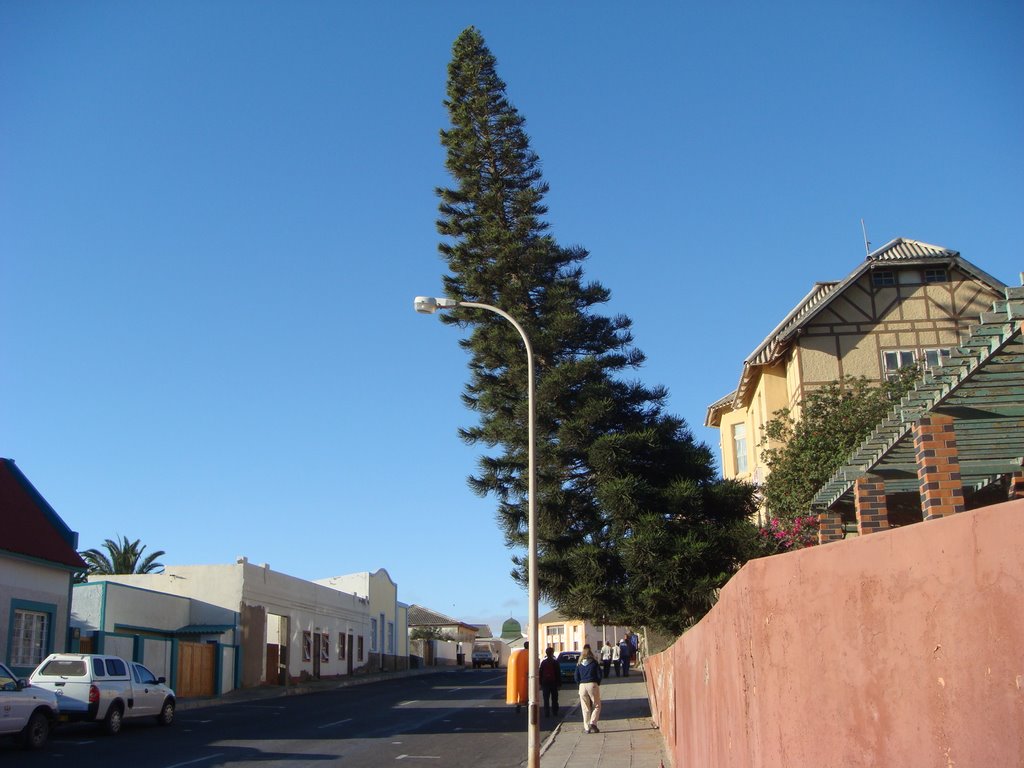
[[266, 644, 280, 685], [177, 641, 216, 698]]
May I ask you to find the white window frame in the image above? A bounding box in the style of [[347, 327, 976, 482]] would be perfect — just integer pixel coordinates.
[[12, 608, 50, 668], [732, 423, 748, 474], [882, 350, 917, 379]]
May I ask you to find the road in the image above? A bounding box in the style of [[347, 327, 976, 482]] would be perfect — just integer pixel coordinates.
[[6, 669, 558, 768]]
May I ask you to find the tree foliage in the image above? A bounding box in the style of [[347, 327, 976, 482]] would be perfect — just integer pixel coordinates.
[[760, 368, 920, 531], [435, 27, 762, 635], [80, 535, 166, 577]]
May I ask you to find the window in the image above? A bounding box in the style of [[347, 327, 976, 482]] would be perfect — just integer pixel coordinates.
[[320, 635, 330, 663], [338, 632, 346, 660], [732, 423, 748, 474], [924, 268, 948, 283], [924, 348, 951, 368], [883, 350, 916, 378], [302, 631, 312, 661], [0, 667, 16, 690], [370, 618, 378, 652], [358, 636, 364, 661], [11, 609, 50, 668], [872, 269, 896, 287], [387, 622, 394, 654], [133, 664, 158, 685]]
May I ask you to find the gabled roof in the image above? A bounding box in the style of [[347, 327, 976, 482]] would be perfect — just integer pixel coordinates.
[[407, 604, 479, 632], [0, 458, 87, 570], [707, 239, 1008, 423]]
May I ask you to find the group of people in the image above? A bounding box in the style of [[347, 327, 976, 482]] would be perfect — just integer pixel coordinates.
[[599, 633, 638, 678], [535, 633, 640, 735]]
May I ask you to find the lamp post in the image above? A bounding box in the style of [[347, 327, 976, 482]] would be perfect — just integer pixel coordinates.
[[413, 296, 540, 768]]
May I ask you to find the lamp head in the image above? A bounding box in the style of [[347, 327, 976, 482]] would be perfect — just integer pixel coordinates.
[[414, 296, 458, 314]]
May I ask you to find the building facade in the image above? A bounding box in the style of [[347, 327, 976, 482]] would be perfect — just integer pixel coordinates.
[[0, 458, 87, 676], [536, 609, 624, 653], [705, 239, 1006, 510], [315, 568, 409, 672], [92, 557, 372, 688]]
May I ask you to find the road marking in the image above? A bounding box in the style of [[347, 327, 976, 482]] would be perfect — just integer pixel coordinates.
[[398, 700, 417, 706], [164, 754, 225, 768], [396, 756, 441, 760], [318, 717, 353, 729]]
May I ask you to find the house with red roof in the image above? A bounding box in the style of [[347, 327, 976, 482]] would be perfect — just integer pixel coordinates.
[[0, 458, 87, 675]]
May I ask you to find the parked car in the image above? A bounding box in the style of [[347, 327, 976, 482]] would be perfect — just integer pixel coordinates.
[[556, 651, 581, 682], [29, 654, 175, 735], [0, 661, 59, 749]]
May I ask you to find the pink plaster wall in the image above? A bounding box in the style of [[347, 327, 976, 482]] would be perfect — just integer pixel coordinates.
[[645, 499, 1024, 768]]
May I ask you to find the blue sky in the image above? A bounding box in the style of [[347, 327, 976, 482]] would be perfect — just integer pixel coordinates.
[[3, 2, 1022, 635]]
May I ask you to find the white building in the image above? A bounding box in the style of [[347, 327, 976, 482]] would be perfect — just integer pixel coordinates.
[[90, 557, 372, 689], [315, 568, 409, 671]]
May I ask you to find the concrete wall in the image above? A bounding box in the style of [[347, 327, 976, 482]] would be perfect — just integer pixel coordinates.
[[645, 500, 1024, 768]]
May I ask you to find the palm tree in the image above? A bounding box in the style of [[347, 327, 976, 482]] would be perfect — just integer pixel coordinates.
[[80, 535, 166, 576]]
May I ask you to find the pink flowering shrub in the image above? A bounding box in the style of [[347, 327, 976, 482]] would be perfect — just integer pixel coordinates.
[[759, 514, 819, 551]]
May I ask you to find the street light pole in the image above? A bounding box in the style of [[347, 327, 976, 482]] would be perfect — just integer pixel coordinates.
[[414, 296, 540, 768]]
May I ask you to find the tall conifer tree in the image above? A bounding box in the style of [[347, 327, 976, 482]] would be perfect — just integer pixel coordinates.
[[436, 27, 759, 634]]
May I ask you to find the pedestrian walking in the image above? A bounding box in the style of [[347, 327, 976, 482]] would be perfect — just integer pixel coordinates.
[[573, 644, 602, 734], [611, 640, 621, 676], [618, 636, 632, 677], [600, 642, 612, 678], [538, 647, 561, 717]]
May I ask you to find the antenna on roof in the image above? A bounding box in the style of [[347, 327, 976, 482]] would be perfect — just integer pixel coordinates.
[[861, 219, 871, 257]]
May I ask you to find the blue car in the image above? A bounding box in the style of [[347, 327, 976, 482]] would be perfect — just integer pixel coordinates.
[[556, 651, 580, 682]]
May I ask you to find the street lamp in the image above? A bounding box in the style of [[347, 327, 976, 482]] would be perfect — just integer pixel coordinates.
[[414, 295, 540, 768]]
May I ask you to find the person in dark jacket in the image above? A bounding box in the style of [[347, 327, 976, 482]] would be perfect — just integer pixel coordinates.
[[538, 647, 561, 717], [573, 644, 602, 733], [618, 636, 632, 677]]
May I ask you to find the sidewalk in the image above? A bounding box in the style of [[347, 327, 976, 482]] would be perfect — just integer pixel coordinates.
[[541, 671, 667, 768]]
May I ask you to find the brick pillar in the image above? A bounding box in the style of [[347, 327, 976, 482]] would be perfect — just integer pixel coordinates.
[[913, 414, 965, 520], [1009, 459, 1024, 500], [854, 474, 889, 535], [817, 509, 844, 544]]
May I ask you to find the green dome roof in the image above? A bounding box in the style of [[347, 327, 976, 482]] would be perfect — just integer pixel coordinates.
[[500, 617, 522, 640]]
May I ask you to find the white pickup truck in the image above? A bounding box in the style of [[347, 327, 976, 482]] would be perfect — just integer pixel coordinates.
[[471, 644, 499, 668], [29, 653, 175, 735], [0, 661, 59, 749]]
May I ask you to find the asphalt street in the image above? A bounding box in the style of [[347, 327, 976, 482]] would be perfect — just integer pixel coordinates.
[[5, 669, 552, 768]]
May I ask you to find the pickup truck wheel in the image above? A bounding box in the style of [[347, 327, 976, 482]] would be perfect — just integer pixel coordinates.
[[21, 711, 50, 750], [156, 699, 175, 726], [103, 703, 124, 735]]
